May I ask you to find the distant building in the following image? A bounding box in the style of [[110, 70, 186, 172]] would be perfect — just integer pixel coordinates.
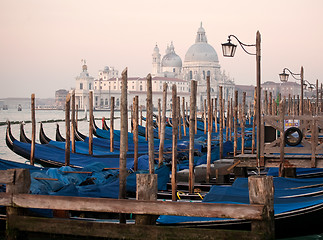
[[55, 89, 69, 109], [74, 23, 235, 111], [152, 22, 235, 109]]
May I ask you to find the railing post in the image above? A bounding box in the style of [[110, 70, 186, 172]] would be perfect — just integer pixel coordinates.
[[248, 175, 275, 239], [6, 169, 31, 240], [135, 174, 158, 225]]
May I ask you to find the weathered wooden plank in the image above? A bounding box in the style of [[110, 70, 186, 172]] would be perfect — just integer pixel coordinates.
[[12, 194, 264, 220], [10, 215, 263, 240], [0, 192, 12, 206], [0, 169, 15, 184]]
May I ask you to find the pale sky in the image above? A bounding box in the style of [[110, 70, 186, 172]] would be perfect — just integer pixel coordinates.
[[1, 0, 322, 98]]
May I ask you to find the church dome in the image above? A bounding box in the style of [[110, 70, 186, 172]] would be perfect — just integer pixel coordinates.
[[185, 42, 218, 63], [184, 22, 219, 63], [161, 42, 182, 68]]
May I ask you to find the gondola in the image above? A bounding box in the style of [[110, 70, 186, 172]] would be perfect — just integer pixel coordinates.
[[38, 123, 149, 158], [20, 122, 31, 143], [6, 122, 142, 169], [56, 123, 65, 142], [157, 176, 323, 238]]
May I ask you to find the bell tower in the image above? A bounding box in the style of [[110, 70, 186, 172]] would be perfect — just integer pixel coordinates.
[[152, 43, 161, 76]]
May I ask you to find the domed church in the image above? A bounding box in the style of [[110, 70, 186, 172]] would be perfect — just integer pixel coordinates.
[[152, 23, 234, 109]]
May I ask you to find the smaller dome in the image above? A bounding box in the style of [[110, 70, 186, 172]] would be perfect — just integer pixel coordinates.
[[104, 66, 109, 71], [161, 52, 182, 68], [161, 42, 182, 68]]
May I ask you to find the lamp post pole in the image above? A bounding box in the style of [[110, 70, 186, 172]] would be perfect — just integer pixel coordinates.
[[256, 31, 261, 167], [222, 31, 262, 167]]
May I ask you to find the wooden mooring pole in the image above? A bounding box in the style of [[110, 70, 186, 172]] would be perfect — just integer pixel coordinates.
[[206, 76, 212, 183], [234, 90, 238, 157], [136, 74, 158, 225], [189, 80, 197, 193], [171, 84, 178, 201], [147, 74, 154, 174], [219, 86, 223, 159], [71, 91, 76, 153], [65, 93, 71, 166], [133, 96, 139, 172], [158, 83, 167, 167], [119, 68, 128, 223], [182, 97, 186, 137], [30, 93, 35, 166], [89, 91, 93, 155], [110, 96, 115, 152]]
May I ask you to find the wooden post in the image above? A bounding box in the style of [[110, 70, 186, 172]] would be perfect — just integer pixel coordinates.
[[234, 90, 238, 157], [89, 91, 93, 155], [311, 117, 317, 168], [241, 92, 246, 154], [264, 90, 268, 115], [269, 92, 272, 115], [119, 68, 128, 224], [189, 80, 197, 194], [315, 79, 319, 115], [228, 99, 231, 141], [71, 91, 76, 153], [159, 83, 167, 167], [172, 84, 178, 201], [133, 96, 139, 172], [222, 98, 225, 132], [195, 105, 197, 134], [75, 104, 78, 130], [252, 87, 257, 154], [130, 103, 134, 133], [147, 74, 154, 174], [230, 98, 233, 141], [140, 105, 143, 126], [211, 98, 214, 133], [145, 100, 148, 141], [248, 176, 275, 239], [204, 99, 207, 134], [6, 169, 31, 240], [65, 93, 71, 166], [135, 174, 158, 225], [219, 86, 223, 159], [206, 76, 211, 183], [158, 98, 161, 139], [182, 97, 186, 137], [178, 96, 182, 140], [30, 93, 36, 166], [110, 96, 115, 152], [278, 100, 285, 177], [214, 98, 218, 133]]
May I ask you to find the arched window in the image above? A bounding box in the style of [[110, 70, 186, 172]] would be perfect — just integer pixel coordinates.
[[207, 70, 210, 77], [189, 71, 193, 80]]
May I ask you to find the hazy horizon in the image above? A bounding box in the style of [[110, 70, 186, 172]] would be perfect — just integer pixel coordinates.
[[1, 0, 322, 98]]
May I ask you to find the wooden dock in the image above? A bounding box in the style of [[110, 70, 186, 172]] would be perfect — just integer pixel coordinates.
[[1, 168, 275, 240]]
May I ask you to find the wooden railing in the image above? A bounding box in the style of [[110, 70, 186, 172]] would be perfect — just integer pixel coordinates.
[[0, 169, 275, 240]]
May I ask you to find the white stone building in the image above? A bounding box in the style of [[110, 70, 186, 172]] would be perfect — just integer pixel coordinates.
[[152, 23, 235, 109], [74, 23, 235, 111]]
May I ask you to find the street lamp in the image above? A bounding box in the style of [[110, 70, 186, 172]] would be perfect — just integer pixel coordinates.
[[221, 31, 261, 168], [279, 67, 304, 115]]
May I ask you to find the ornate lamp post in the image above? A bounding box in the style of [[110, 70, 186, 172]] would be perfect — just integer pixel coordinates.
[[279, 67, 304, 115], [222, 31, 261, 168]]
